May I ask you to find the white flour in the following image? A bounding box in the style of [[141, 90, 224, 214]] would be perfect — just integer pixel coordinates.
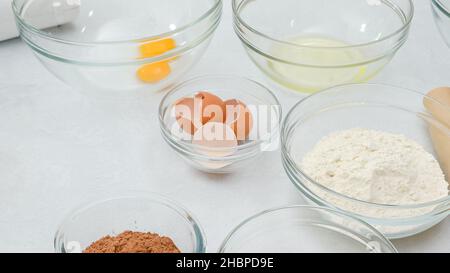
[[299, 128, 449, 223]]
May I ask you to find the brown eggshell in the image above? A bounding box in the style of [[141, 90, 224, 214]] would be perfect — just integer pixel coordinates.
[[192, 122, 238, 158], [194, 91, 226, 124], [174, 97, 201, 135], [225, 99, 254, 140]]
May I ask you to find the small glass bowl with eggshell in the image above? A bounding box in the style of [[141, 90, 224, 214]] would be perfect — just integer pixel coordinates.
[[159, 75, 282, 173], [12, 0, 222, 96]]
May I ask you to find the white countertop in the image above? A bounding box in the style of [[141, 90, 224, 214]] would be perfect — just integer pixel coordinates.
[[0, 0, 449, 253]]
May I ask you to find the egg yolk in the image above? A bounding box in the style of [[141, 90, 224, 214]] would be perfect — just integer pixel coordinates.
[[139, 38, 176, 59], [137, 38, 176, 83], [137, 62, 171, 83]]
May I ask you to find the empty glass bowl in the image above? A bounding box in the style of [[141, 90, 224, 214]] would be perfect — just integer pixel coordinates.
[[13, 0, 222, 95], [159, 75, 282, 174], [218, 206, 397, 253], [432, 0, 450, 47], [281, 84, 450, 239], [54, 194, 206, 253], [233, 0, 414, 93]]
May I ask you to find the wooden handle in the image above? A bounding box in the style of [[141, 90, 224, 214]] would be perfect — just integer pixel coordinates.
[[424, 87, 450, 180]]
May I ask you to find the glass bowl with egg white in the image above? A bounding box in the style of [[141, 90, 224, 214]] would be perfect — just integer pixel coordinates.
[[232, 0, 414, 93]]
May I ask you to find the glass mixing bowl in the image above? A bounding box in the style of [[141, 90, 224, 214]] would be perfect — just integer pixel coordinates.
[[281, 84, 450, 239], [218, 206, 397, 253], [159, 75, 282, 174], [432, 0, 450, 47], [233, 0, 414, 93], [13, 0, 222, 96], [54, 193, 206, 253]]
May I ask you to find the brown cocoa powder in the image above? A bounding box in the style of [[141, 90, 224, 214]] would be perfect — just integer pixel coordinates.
[[83, 231, 181, 253]]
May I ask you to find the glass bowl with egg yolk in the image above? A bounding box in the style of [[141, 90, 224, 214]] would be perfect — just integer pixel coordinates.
[[13, 0, 222, 96], [159, 75, 282, 174], [232, 0, 414, 93]]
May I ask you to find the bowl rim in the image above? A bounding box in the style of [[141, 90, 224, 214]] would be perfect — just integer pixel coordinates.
[[158, 74, 282, 160], [433, 0, 450, 17], [233, 30, 406, 68], [232, 0, 414, 50], [12, 0, 222, 46], [281, 83, 450, 210], [217, 205, 398, 253], [53, 192, 207, 253]]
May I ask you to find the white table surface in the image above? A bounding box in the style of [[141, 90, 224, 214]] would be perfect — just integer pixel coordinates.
[[0, 0, 449, 253]]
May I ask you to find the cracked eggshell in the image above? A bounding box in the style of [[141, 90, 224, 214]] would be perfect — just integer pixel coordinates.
[[174, 92, 226, 135], [194, 91, 226, 124], [225, 99, 254, 140], [192, 122, 238, 158], [174, 97, 201, 135]]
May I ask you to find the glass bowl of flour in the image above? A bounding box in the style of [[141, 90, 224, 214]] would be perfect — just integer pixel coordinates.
[[281, 84, 450, 239]]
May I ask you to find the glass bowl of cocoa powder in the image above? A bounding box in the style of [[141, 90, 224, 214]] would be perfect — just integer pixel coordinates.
[[54, 194, 206, 253]]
